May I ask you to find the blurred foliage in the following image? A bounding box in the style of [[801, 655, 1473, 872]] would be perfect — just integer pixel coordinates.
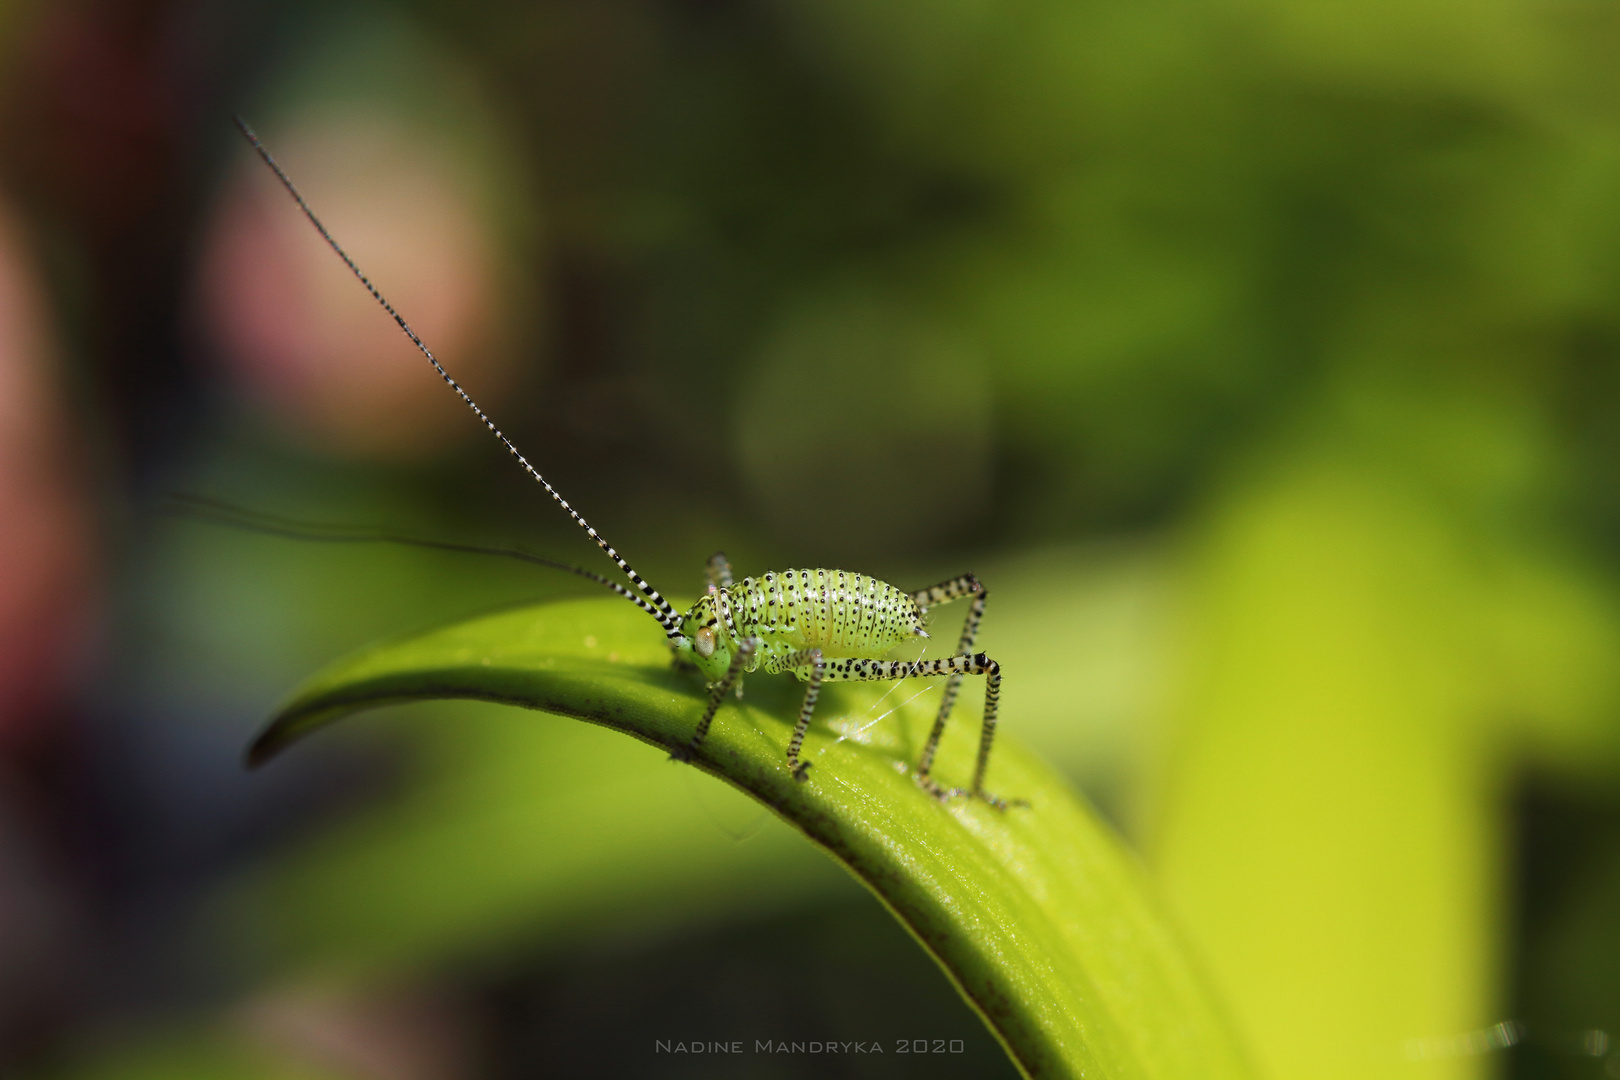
[[1152, 434, 1620, 1080]]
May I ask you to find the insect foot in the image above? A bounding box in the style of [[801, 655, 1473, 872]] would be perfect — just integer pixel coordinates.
[[915, 774, 1026, 811], [975, 790, 1030, 812], [790, 759, 813, 782], [915, 775, 970, 803]]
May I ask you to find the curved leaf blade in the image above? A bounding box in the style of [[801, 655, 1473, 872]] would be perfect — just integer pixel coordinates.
[[257, 597, 1251, 1080]]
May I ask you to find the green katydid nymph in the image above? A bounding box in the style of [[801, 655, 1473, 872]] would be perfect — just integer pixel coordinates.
[[235, 118, 1019, 809]]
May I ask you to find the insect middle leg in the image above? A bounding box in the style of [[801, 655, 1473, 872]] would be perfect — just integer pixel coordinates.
[[778, 649, 826, 781]]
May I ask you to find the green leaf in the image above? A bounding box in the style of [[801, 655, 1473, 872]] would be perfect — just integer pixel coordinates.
[[257, 596, 1252, 1080]]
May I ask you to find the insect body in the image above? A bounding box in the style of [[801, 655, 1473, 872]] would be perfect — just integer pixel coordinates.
[[236, 119, 1016, 808], [676, 567, 1007, 805]]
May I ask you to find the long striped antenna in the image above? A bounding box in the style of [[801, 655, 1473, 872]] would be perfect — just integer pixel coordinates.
[[234, 116, 682, 637]]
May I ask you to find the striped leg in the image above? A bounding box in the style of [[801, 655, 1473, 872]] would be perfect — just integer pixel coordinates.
[[672, 636, 758, 762], [813, 652, 1019, 810], [909, 571, 981, 611], [706, 551, 734, 594], [779, 648, 825, 781], [907, 574, 1008, 804]]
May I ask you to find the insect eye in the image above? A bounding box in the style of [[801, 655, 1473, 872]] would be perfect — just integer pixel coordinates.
[[695, 626, 717, 658]]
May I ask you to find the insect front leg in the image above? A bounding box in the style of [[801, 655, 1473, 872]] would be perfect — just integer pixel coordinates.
[[778, 648, 825, 781], [709, 574, 745, 698], [673, 636, 758, 762], [706, 551, 734, 593]]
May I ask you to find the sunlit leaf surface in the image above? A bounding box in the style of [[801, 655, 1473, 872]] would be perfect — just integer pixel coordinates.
[[252, 596, 1251, 1080]]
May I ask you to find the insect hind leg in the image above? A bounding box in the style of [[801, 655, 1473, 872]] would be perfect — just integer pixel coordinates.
[[910, 574, 985, 775], [818, 651, 1021, 810], [908, 572, 980, 611], [903, 574, 1016, 807]]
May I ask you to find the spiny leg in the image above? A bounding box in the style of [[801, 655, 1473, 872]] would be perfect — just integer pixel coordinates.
[[778, 649, 825, 781], [907, 574, 994, 800], [673, 636, 757, 762], [972, 656, 1005, 800], [816, 652, 1020, 810], [909, 572, 982, 611], [706, 551, 734, 593]]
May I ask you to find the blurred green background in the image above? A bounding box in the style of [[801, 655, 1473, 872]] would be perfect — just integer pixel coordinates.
[[0, 0, 1619, 1076]]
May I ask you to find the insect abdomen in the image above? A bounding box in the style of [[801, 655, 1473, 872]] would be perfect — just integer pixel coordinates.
[[730, 569, 919, 662]]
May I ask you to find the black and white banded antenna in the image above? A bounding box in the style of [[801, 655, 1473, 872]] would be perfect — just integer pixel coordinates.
[[233, 116, 682, 638]]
